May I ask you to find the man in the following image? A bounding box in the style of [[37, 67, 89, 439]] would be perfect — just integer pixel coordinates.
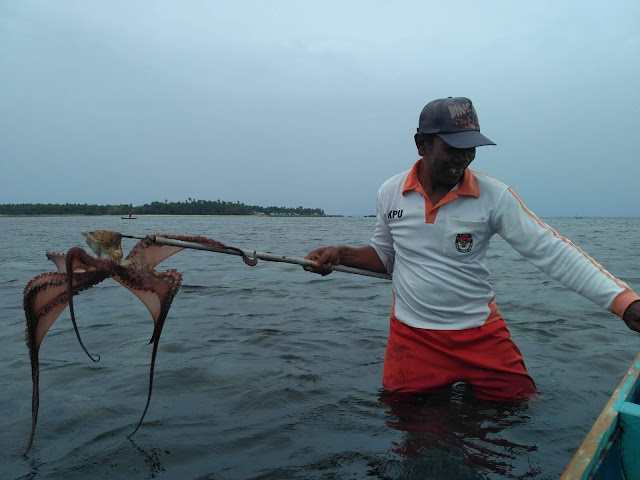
[[304, 96, 640, 401]]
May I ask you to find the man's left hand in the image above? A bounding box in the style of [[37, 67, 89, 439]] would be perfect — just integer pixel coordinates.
[[623, 300, 640, 333]]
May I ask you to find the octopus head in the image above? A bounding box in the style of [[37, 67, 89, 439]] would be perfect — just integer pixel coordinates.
[[82, 230, 124, 261]]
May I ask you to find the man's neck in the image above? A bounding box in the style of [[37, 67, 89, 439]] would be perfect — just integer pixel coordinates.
[[418, 160, 456, 205]]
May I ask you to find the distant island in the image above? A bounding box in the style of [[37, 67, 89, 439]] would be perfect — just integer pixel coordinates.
[[0, 199, 327, 217]]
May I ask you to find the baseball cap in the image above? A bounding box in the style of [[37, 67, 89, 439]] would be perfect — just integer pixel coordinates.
[[417, 97, 495, 148]]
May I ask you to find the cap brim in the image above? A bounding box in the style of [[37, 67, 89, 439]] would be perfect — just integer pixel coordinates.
[[437, 131, 496, 148]]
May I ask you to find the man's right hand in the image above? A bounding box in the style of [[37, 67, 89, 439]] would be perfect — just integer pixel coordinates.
[[304, 246, 341, 276], [303, 245, 387, 276]]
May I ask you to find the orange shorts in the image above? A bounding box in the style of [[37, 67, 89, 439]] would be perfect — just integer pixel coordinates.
[[382, 316, 537, 401]]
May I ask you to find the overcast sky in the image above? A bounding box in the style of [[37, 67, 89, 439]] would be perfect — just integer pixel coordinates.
[[1, 1, 638, 216]]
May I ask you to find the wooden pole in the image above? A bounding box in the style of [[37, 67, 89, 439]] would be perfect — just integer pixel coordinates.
[[147, 235, 392, 280]]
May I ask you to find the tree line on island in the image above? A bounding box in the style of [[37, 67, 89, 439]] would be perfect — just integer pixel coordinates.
[[0, 198, 326, 216]]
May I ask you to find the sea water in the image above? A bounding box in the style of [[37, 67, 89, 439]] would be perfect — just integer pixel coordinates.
[[1, 215, 639, 479]]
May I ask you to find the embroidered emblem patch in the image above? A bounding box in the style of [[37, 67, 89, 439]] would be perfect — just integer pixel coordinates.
[[455, 233, 473, 253]]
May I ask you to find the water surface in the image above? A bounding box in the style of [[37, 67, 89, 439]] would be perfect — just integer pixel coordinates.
[[1, 215, 638, 479]]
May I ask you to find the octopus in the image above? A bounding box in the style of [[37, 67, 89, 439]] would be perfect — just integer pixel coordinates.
[[23, 230, 257, 453]]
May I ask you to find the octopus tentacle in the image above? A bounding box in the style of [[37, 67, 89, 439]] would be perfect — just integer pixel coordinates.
[[23, 268, 113, 454], [128, 269, 182, 437], [141, 234, 259, 267], [64, 248, 119, 362], [177, 234, 259, 266]]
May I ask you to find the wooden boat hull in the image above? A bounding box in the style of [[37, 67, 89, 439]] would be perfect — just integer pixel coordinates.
[[561, 351, 640, 479]]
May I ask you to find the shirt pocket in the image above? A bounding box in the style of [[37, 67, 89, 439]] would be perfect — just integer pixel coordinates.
[[442, 218, 489, 261]]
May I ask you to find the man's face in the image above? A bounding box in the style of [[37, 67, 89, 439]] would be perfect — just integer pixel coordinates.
[[421, 136, 476, 187]]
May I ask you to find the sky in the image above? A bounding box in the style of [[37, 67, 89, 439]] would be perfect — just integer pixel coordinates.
[[1, 1, 638, 217]]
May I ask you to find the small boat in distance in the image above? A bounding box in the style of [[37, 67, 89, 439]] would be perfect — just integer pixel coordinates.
[[560, 351, 640, 479], [122, 210, 136, 220]]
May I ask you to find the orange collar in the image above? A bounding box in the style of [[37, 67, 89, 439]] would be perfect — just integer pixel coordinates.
[[402, 159, 479, 198]]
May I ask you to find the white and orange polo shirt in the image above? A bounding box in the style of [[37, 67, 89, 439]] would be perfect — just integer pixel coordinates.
[[370, 159, 639, 331]]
